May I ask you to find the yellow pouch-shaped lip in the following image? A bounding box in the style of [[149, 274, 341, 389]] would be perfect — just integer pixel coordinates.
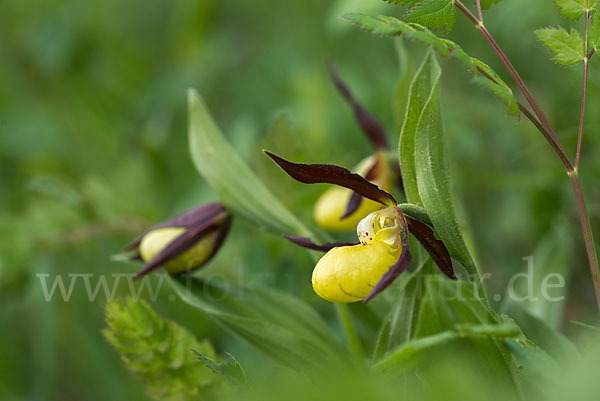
[[139, 227, 219, 274], [312, 241, 401, 303]]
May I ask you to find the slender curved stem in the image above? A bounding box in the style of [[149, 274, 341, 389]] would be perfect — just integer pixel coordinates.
[[575, 8, 590, 169], [475, 0, 483, 22], [569, 172, 600, 309], [455, 0, 572, 171], [455, 0, 600, 310]]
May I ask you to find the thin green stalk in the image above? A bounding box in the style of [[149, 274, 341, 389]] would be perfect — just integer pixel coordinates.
[[335, 303, 364, 367]]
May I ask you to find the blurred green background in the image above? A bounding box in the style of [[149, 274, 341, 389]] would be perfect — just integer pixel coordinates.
[[1, 0, 599, 399]]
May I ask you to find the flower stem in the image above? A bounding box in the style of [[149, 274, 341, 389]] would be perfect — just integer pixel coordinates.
[[454, 0, 571, 170], [335, 303, 364, 367], [454, 0, 600, 310], [569, 171, 600, 309], [475, 0, 483, 22], [575, 8, 590, 169]]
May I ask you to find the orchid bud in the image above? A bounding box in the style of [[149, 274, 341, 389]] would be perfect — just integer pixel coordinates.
[[312, 207, 403, 303], [313, 154, 392, 231], [122, 202, 232, 278]]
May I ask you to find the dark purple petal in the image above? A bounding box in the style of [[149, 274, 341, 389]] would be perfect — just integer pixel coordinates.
[[133, 213, 231, 279], [283, 234, 358, 252], [363, 206, 411, 303], [264, 151, 396, 206], [154, 202, 225, 229], [340, 157, 381, 220], [340, 192, 363, 220], [406, 217, 456, 280], [327, 62, 389, 150]]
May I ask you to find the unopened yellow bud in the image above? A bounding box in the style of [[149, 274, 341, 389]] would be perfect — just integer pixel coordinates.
[[313, 154, 392, 231], [139, 227, 219, 275]]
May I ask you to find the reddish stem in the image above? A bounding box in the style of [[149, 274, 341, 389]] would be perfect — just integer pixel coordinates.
[[476, 0, 483, 22], [455, 0, 572, 171], [455, 0, 600, 310], [575, 9, 590, 169]]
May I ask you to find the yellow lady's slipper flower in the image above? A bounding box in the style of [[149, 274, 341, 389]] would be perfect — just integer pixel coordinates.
[[312, 208, 403, 302], [265, 150, 415, 303]]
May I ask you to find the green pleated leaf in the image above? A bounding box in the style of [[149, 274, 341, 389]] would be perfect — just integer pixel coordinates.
[[372, 259, 434, 360], [103, 298, 224, 401], [187, 89, 311, 237], [535, 27, 585, 66], [404, 0, 456, 33], [167, 275, 349, 373], [398, 47, 438, 206], [374, 321, 522, 372], [373, 274, 554, 399], [344, 14, 518, 114], [412, 277, 523, 393], [407, 50, 478, 274], [554, 0, 592, 20]]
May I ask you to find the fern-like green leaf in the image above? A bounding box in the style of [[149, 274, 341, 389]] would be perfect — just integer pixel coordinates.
[[103, 298, 225, 401], [343, 14, 518, 114], [404, 0, 456, 33], [384, 0, 422, 5], [535, 27, 585, 66], [194, 351, 247, 386], [554, 0, 592, 20]]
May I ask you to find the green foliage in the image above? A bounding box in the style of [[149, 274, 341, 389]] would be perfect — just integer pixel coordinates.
[[194, 351, 247, 386], [4, 0, 600, 399], [400, 49, 478, 274], [188, 89, 312, 238], [167, 275, 349, 374], [374, 321, 522, 371], [404, 0, 456, 33], [413, 277, 517, 383], [344, 14, 518, 114], [103, 298, 224, 401], [502, 302, 579, 363], [590, 13, 600, 50], [480, 0, 504, 10], [397, 46, 436, 206], [503, 225, 572, 329], [535, 27, 585, 65], [385, 0, 421, 6], [372, 259, 435, 359], [554, 0, 592, 20]]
